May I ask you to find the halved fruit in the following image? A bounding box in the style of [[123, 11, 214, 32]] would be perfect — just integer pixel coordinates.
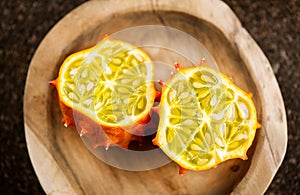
[[154, 65, 259, 171], [51, 37, 156, 148]]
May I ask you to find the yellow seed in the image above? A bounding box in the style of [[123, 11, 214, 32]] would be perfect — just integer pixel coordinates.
[[201, 74, 217, 85], [167, 90, 176, 104], [139, 64, 147, 75], [194, 137, 203, 145], [86, 82, 94, 91], [137, 97, 146, 110], [117, 86, 131, 94], [123, 98, 129, 104], [68, 92, 75, 100], [81, 69, 88, 78], [191, 144, 201, 151], [170, 117, 181, 125], [193, 81, 202, 89], [170, 107, 181, 116], [180, 96, 193, 104], [112, 58, 122, 65], [180, 92, 189, 99], [83, 99, 93, 107], [225, 88, 234, 100], [196, 158, 208, 165], [182, 119, 194, 126], [130, 58, 138, 66], [106, 115, 117, 123]]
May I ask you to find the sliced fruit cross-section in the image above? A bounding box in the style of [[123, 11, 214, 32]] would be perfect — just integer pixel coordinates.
[[51, 37, 156, 148], [154, 66, 259, 171]]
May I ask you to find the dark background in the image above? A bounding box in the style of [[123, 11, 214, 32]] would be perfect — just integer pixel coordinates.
[[1, 0, 299, 194]]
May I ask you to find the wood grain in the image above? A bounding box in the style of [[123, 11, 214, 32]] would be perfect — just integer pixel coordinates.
[[24, 0, 287, 194]]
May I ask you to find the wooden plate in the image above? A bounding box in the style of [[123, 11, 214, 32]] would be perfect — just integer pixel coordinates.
[[24, 0, 287, 194]]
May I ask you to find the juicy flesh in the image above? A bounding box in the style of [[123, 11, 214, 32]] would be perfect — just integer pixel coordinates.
[[155, 66, 258, 171], [51, 37, 259, 170], [53, 38, 156, 148]]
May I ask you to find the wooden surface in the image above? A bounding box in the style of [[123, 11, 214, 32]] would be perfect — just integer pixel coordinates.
[[24, 0, 287, 194]]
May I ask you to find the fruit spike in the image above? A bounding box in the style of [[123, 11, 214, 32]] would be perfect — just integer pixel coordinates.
[[256, 122, 262, 129], [240, 155, 248, 161], [200, 57, 206, 65], [62, 118, 73, 128], [50, 78, 144, 149], [174, 62, 181, 71], [54, 106, 147, 150], [158, 80, 166, 87], [104, 141, 111, 151], [63, 122, 68, 128], [102, 33, 109, 40], [79, 128, 88, 137], [170, 71, 175, 77], [152, 137, 159, 147], [247, 92, 253, 98], [179, 166, 187, 175], [58, 101, 75, 128], [75, 106, 148, 149], [49, 79, 57, 87]]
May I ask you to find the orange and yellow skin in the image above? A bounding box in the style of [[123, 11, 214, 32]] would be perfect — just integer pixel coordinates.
[[50, 76, 160, 149]]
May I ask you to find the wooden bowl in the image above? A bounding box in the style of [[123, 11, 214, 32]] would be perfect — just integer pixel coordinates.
[[24, 0, 287, 194]]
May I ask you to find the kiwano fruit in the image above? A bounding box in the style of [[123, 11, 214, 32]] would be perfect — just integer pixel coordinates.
[[50, 37, 157, 149], [153, 62, 260, 173], [51, 38, 260, 173]]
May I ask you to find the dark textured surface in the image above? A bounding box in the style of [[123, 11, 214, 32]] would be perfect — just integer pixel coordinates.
[[0, 0, 299, 194]]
